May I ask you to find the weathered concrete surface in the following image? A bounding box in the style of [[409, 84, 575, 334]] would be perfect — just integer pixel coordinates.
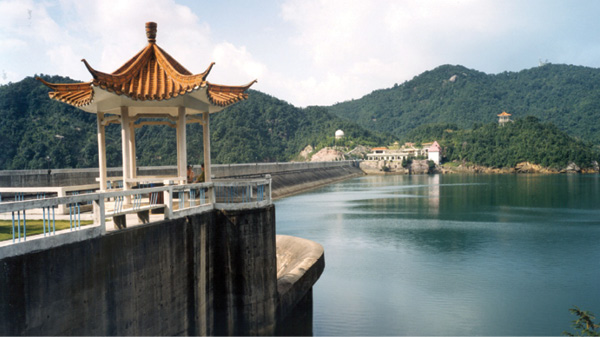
[[0, 214, 205, 335], [0, 205, 326, 336], [275, 234, 325, 322], [0, 206, 281, 336], [213, 207, 278, 335], [270, 165, 363, 199]]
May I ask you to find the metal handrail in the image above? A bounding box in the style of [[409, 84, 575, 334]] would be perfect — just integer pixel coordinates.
[[0, 177, 272, 254]]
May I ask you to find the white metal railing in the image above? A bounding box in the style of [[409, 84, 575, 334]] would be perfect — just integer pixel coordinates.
[[0, 184, 100, 215], [0, 176, 272, 258]]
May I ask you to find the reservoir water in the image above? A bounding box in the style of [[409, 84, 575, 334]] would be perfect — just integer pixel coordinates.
[[275, 174, 600, 336]]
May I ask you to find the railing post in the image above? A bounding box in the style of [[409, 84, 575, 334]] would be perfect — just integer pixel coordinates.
[[58, 187, 67, 215], [266, 174, 272, 202], [93, 195, 106, 235], [164, 185, 174, 219], [209, 182, 216, 205]]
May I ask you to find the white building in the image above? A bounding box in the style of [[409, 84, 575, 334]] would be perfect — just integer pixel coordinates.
[[427, 141, 442, 165], [367, 141, 442, 164], [335, 129, 345, 139]]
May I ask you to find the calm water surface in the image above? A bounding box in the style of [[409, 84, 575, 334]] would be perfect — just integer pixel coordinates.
[[275, 174, 600, 336]]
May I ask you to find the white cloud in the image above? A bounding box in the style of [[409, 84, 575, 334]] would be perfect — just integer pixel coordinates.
[[211, 42, 266, 85], [273, 0, 600, 106], [0, 0, 78, 83], [0, 0, 259, 86], [55, 0, 213, 74], [3, 0, 600, 106], [46, 44, 80, 77]]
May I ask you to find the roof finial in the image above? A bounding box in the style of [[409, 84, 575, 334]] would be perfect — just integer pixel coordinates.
[[146, 22, 157, 43]]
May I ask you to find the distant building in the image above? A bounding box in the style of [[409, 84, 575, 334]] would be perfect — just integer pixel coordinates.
[[498, 111, 512, 126], [335, 129, 345, 139], [366, 143, 434, 162], [427, 141, 442, 165]]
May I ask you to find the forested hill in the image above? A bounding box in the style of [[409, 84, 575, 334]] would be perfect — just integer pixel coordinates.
[[402, 118, 598, 169], [327, 64, 600, 143], [0, 75, 387, 170]]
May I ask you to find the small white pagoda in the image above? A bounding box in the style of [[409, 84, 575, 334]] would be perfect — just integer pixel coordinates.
[[38, 22, 256, 195]]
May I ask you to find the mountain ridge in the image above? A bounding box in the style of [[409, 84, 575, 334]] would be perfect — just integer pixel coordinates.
[[327, 63, 600, 143]]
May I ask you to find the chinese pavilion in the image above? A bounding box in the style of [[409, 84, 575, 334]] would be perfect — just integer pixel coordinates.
[[498, 111, 512, 125], [38, 22, 256, 193]]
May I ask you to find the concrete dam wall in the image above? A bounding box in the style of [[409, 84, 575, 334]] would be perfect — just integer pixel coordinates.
[[0, 161, 364, 198], [0, 205, 324, 335]]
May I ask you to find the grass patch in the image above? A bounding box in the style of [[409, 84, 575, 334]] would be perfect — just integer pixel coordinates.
[[0, 219, 94, 242]]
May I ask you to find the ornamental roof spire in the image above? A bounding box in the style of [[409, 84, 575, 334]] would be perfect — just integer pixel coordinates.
[[146, 22, 157, 43]]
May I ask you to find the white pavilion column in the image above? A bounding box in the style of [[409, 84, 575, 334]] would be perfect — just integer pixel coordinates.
[[96, 111, 108, 191], [120, 106, 132, 200], [176, 106, 187, 184], [202, 111, 211, 182], [129, 118, 137, 179]]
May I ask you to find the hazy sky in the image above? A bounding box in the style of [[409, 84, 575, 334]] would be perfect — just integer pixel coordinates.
[[1, 0, 600, 107]]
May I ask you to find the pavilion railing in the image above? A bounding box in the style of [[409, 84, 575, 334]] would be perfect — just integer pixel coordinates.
[[0, 176, 272, 258]]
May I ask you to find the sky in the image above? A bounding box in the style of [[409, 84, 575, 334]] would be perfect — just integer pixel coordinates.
[[1, 0, 600, 107]]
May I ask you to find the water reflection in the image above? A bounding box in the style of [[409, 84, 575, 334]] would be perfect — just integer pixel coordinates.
[[275, 174, 600, 336]]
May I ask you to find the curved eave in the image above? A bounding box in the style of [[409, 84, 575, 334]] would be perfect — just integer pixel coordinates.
[[36, 77, 94, 108], [206, 80, 257, 107]]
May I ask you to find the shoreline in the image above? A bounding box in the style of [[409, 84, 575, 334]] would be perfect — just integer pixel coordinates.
[[360, 160, 599, 175]]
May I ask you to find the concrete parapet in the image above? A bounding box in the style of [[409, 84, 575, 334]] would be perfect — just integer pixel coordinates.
[[0, 161, 363, 200], [0, 161, 360, 187], [275, 235, 325, 322], [0, 206, 278, 335]]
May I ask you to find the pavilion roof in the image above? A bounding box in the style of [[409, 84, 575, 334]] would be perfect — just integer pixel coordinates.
[[37, 22, 256, 111], [498, 111, 512, 116]]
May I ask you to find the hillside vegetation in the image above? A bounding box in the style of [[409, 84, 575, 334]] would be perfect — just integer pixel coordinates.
[[328, 64, 600, 143], [0, 76, 386, 170], [403, 118, 599, 169], [3, 62, 600, 172]]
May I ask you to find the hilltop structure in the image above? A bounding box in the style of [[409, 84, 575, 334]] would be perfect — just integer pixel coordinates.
[[335, 129, 345, 139], [498, 111, 512, 126], [38, 22, 256, 194]]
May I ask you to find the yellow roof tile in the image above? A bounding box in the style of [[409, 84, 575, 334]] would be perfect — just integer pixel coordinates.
[[38, 22, 255, 109], [36, 78, 93, 107]]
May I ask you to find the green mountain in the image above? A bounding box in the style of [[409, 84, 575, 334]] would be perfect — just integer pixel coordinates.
[[0, 75, 387, 170], [404, 118, 598, 169], [327, 64, 600, 143]]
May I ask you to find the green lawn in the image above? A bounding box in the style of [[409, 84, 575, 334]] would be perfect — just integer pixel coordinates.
[[0, 219, 94, 241]]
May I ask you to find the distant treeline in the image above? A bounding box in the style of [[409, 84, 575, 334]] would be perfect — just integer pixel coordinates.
[[402, 118, 599, 169]]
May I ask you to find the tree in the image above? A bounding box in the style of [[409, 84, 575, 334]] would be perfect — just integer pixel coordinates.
[[563, 306, 600, 336]]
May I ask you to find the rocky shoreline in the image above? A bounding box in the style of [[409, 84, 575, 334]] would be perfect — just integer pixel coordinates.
[[360, 160, 600, 175]]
